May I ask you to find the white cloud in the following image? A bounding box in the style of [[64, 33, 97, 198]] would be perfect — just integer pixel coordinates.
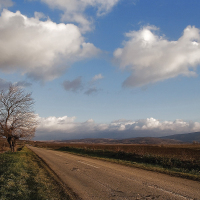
[[41, 0, 120, 32], [35, 115, 200, 140], [92, 73, 104, 82], [0, 9, 100, 81], [0, 0, 13, 9], [114, 25, 200, 87], [38, 116, 77, 132], [34, 11, 46, 20]]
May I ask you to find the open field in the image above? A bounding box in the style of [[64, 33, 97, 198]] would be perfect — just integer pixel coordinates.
[[31, 141, 200, 180], [0, 146, 70, 200]]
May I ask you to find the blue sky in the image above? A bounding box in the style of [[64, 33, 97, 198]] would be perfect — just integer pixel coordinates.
[[0, 0, 200, 140]]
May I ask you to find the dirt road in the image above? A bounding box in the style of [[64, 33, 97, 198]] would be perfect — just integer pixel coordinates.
[[28, 146, 200, 200]]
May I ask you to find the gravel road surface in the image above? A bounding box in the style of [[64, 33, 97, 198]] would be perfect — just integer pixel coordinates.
[[28, 146, 200, 200]]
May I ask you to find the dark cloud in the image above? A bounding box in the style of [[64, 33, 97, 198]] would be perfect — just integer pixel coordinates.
[[63, 76, 83, 92], [84, 87, 98, 95]]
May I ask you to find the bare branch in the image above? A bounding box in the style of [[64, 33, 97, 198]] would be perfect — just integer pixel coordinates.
[[0, 84, 38, 152]]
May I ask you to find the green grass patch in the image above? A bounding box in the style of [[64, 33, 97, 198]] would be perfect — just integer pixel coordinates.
[[57, 146, 200, 181], [0, 146, 70, 200]]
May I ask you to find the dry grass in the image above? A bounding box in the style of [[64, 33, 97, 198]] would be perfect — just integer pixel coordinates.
[[0, 146, 70, 200], [0, 137, 10, 153]]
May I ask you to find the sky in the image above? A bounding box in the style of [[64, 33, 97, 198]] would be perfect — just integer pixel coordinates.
[[0, 0, 200, 140]]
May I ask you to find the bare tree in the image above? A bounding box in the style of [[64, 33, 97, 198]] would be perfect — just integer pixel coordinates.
[[0, 84, 38, 152]]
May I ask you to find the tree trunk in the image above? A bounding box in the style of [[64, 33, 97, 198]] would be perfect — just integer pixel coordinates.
[[7, 136, 16, 152]]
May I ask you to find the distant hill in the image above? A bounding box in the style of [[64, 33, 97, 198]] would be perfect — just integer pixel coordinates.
[[161, 132, 200, 143], [116, 137, 181, 144], [55, 132, 200, 144], [60, 137, 181, 144]]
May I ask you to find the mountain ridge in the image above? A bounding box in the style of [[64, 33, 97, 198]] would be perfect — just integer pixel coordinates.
[[161, 132, 200, 143], [58, 132, 200, 144]]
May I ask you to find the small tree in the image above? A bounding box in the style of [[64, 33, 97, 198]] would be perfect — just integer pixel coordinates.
[[0, 84, 37, 152]]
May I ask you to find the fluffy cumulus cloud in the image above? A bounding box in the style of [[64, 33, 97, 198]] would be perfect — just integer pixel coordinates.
[[114, 26, 200, 87], [0, 9, 100, 81], [41, 0, 120, 32], [112, 118, 200, 133], [38, 116, 77, 132], [35, 116, 200, 140]]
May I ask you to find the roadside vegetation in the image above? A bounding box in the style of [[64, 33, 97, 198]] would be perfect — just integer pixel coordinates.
[[0, 145, 70, 200], [32, 141, 200, 181], [0, 137, 9, 153]]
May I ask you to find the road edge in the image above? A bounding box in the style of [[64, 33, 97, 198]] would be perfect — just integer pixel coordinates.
[[27, 145, 82, 200]]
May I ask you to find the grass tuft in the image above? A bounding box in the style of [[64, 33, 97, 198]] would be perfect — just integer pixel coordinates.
[[0, 146, 70, 200]]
